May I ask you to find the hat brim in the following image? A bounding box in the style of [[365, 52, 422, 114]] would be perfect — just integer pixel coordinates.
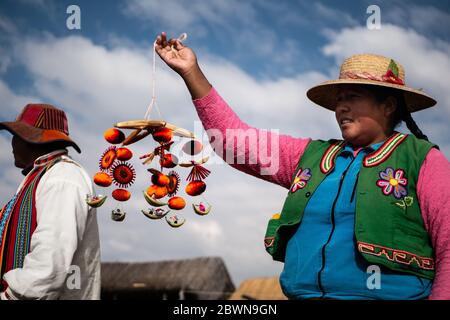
[[0, 121, 81, 153], [307, 79, 437, 113]]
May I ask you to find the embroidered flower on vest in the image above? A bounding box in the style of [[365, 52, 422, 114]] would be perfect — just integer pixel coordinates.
[[376, 167, 408, 199], [290, 168, 312, 193]]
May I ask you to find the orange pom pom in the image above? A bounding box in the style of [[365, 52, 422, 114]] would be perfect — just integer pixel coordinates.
[[152, 127, 173, 144], [151, 173, 170, 187], [116, 147, 133, 161], [146, 185, 168, 199], [93, 172, 112, 187], [185, 180, 206, 196], [112, 189, 131, 201], [168, 196, 186, 210], [159, 153, 178, 168], [104, 128, 125, 144]]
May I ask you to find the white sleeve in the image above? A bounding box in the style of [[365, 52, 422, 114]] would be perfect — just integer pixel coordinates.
[[2, 165, 90, 300]]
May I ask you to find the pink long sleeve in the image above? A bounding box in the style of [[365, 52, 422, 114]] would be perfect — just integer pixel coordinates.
[[193, 87, 311, 189], [417, 148, 450, 300]]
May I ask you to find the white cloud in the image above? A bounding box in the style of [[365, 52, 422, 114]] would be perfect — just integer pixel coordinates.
[[185, 220, 224, 247], [0, 80, 37, 117]]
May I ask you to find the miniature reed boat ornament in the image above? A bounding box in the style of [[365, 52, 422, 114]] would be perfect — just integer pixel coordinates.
[[192, 202, 212, 216], [86, 194, 107, 208], [165, 213, 186, 228], [142, 208, 170, 220], [143, 190, 167, 207]]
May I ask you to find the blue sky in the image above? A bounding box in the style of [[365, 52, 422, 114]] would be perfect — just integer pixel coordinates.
[[1, 0, 449, 287]]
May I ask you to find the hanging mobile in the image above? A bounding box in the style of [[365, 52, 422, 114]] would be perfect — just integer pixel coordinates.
[[89, 33, 213, 227]]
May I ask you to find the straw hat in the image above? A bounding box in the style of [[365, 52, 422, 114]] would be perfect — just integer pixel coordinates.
[[307, 53, 436, 113], [0, 103, 81, 153]]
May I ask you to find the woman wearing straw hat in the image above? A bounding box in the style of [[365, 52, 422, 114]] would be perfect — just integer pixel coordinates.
[[155, 33, 450, 300]]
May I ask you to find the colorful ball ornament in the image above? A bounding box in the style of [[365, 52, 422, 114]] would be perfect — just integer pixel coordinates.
[[185, 180, 206, 196], [168, 196, 186, 210], [149, 169, 170, 187], [146, 184, 168, 199], [104, 128, 125, 144], [112, 189, 131, 202], [116, 147, 133, 161], [93, 172, 112, 187], [159, 153, 178, 168], [152, 127, 173, 144]]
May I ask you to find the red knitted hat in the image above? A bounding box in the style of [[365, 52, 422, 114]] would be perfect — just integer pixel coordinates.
[[0, 104, 81, 153]]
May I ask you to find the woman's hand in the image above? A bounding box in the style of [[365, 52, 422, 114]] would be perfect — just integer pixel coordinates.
[[155, 32, 197, 78], [154, 32, 212, 99]]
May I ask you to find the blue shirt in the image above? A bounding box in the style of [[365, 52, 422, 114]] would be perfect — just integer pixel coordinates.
[[280, 141, 432, 300]]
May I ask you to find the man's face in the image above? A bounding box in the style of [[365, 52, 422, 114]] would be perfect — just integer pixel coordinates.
[[12, 135, 30, 169]]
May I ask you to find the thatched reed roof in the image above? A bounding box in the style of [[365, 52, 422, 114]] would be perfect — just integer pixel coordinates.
[[101, 257, 235, 300], [228, 277, 287, 300]]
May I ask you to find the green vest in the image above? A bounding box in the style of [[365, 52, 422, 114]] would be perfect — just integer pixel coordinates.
[[264, 132, 436, 280]]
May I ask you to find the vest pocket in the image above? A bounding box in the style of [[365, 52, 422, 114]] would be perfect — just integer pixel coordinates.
[[393, 212, 429, 247], [392, 215, 434, 274], [395, 222, 427, 240]]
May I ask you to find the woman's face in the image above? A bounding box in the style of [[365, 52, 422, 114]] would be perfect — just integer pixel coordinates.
[[335, 85, 394, 147]]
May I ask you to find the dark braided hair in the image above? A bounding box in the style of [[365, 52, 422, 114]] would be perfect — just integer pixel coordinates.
[[368, 86, 429, 141]]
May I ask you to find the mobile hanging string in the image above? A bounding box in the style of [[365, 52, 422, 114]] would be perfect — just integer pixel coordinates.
[[144, 33, 188, 120]]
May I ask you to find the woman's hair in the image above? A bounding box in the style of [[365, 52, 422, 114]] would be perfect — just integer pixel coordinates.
[[368, 86, 429, 141]]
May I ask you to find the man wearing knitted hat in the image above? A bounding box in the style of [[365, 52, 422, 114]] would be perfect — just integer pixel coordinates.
[[0, 104, 101, 300]]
